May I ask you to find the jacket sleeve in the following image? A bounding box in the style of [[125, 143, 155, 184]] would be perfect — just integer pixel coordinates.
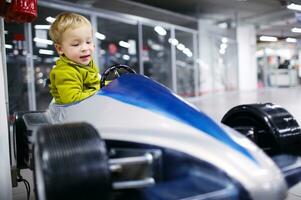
[[53, 69, 97, 104]]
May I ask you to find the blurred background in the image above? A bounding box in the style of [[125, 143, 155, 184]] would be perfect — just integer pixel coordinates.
[[3, 0, 301, 114]]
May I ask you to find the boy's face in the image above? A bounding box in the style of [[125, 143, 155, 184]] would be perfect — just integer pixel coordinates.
[[55, 24, 95, 66]]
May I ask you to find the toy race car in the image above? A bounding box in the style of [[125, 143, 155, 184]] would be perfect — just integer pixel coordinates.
[[11, 64, 301, 200]]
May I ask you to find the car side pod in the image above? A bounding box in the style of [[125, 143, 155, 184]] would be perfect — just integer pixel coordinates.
[[221, 103, 301, 156], [34, 122, 157, 200]]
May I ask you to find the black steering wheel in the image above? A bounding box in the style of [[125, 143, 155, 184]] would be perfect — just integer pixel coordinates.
[[100, 64, 137, 88]]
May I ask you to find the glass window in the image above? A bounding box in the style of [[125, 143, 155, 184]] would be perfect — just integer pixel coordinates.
[[96, 18, 139, 73], [175, 30, 195, 97], [4, 22, 28, 115], [142, 24, 172, 88]]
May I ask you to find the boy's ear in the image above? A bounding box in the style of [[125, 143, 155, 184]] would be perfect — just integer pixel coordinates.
[[54, 43, 63, 55]]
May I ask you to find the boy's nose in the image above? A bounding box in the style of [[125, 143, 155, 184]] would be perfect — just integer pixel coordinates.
[[81, 44, 90, 51]]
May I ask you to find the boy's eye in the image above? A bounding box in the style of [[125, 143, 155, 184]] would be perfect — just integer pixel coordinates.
[[71, 44, 79, 46], [86, 41, 91, 44]]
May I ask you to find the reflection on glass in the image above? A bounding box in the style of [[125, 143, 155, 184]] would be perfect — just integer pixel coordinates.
[[142, 25, 172, 88], [215, 34, 238, 91], [4, 22, 29, 115], [175, 30, 194, 97], [96, 18, 139, 73], [222, 36, 238, 90]]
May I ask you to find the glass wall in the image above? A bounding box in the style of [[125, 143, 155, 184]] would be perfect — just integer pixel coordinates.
[[175, 30, 195, 97], [142, 24, 172, 88], [96, 18, 139, 73], [4, 23, 28, 115], [4, 1, 198, 112]]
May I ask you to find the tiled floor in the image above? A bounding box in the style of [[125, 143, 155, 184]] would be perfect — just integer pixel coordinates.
[[12, 86, 301, 199]]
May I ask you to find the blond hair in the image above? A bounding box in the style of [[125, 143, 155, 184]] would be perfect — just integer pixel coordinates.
[[49, 12, 92, 44]]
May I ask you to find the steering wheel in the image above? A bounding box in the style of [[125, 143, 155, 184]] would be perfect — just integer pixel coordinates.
[[100, 64, 137, 88]]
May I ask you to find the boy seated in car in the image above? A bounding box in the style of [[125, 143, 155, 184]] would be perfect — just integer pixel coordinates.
[[48, 12, 100, 104]]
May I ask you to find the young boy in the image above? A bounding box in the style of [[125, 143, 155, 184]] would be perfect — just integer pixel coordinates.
[[49, 12, 100, 104]]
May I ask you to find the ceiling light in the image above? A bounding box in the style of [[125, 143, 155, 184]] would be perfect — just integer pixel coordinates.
[[168, 38, 179, 45], [286, 37, 297, 43], [5, 44, 12, 49], [46, 16, 55, 23], [287, 3, 301, 11], [34, 25, 51, 30], [39, 49, 54, 55], [34, 37, 53, 45], [221, 37, 228, 43], [219, 49, 226, 54], [183, 48, 193, 57], [119, 41, 130, 48], [291, 27, 301, 33], [122, 54, 130, 60], [128, 40, 136, 55], [220, 43, 227, 49], [176, 43, 185, 51], [95, 32, 106, 40], [217, 22, 228, 29], [154, 26, 167, 36], [259, 36, 278, 42]]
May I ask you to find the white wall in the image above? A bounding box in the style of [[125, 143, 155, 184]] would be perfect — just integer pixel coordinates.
[[236, 24, 257, 90]]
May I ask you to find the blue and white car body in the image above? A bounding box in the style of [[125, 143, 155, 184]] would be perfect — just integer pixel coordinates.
[[43, 73, 292, 200]]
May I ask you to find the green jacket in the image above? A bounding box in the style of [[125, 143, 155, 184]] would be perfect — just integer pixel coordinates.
[[49, 56, 100, 104]]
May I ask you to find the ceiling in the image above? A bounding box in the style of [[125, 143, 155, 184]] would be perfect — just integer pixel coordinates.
[[126, 0, 301, 38], [78, 0, 301, 38], [45, 0, 301, 39]]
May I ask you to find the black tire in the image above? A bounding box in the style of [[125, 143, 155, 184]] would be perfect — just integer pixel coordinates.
[[222, 103, 301, 156], [34, 122, 111, 200], [13, 111, 30, 169]]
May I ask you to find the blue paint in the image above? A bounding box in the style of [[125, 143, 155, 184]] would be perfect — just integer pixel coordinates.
[[98, 74, 258, 164]]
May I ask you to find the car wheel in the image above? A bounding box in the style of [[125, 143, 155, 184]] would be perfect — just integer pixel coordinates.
[[222, 103, 301, 156], [34, 122, 111, 200]]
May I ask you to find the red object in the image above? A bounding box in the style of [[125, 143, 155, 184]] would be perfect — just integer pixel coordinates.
[[3, 0, 37, 23], [14, 33, 25, 41]]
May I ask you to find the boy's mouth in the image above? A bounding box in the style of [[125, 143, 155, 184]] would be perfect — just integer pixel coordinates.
[[80, 55, 90, 59]]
